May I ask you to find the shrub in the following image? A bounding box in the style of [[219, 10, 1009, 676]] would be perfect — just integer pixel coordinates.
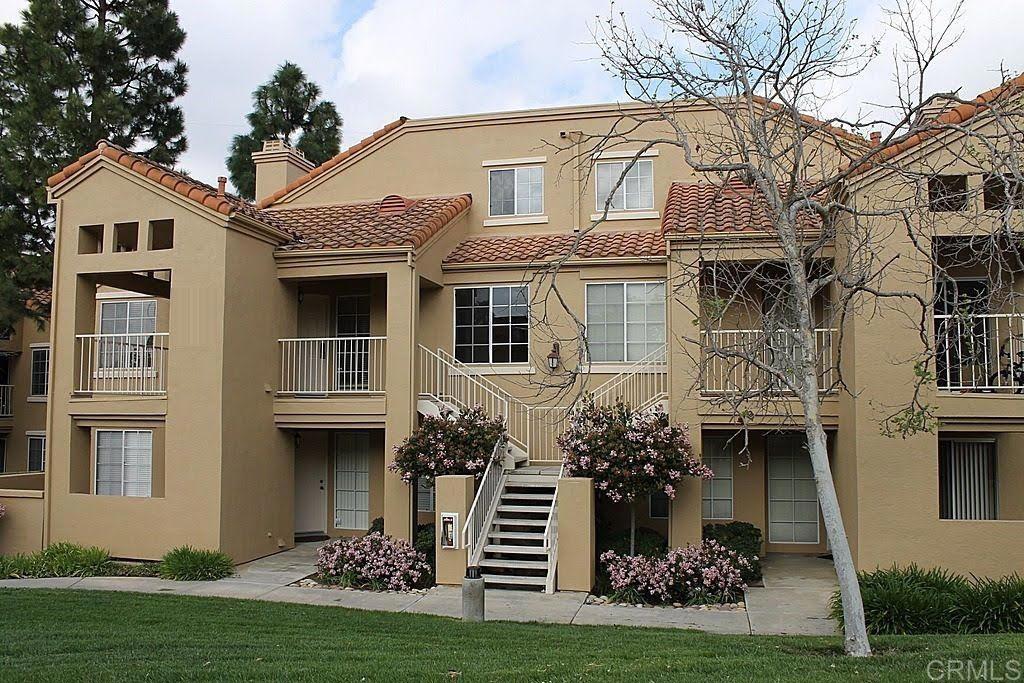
[[601, 539, 751, 605], [598, 527, 667, 558], [159, 546, 234, 581], [0, 543, 111, 578], [390, 406, 505, 485], [366, 517, 384, 536], [703, 521, 763, 582], [317, 532, 430, 591], [415, 524, 436, 569], [830, 564, 1024, 635]]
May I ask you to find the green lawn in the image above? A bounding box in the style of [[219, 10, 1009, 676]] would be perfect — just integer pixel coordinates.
[[0, 589, 1021, 681]]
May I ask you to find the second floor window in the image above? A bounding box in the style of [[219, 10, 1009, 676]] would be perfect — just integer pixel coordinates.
[[983, 173, 1024, 211], [596, 159, 654, 212], [488, 167, 543, 217], [585, 282, 665, 362], [928, 175, 968, 212], [30, 346, 49, 397], [454, 285, 529, 364], [99, 299, 157, 369]]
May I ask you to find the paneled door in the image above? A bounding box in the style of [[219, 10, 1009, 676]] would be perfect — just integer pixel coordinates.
[[767, 435, 820, 544], [294, 450, 326, 535]]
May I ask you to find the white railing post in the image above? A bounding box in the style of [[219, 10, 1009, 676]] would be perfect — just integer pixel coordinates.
[[73, 333, 169, 395], [0, 384, 12, 417], [461, 435, 507, 566], [277, 337, 386, 394], [934, 313, 1024, 392]]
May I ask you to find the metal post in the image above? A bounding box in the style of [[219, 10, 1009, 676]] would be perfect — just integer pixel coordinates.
[[462, 565, 485, 622]]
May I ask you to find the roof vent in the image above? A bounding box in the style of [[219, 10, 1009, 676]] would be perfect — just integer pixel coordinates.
[[379, 194, 412, 215]]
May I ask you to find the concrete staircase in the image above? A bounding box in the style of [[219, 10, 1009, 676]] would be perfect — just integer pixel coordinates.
[[479, 470, 558, 589]]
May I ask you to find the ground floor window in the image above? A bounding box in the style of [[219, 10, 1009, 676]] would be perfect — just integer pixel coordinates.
[[27, 434, 45, 472], [702, 436, 734, 519], [767, 436, 819, 544], [648, 491, 670, 519], [95, 430, 152, 497], [334, 431, 370, 530], [417, 478, 435, 513], [939, 439, 997, 520]]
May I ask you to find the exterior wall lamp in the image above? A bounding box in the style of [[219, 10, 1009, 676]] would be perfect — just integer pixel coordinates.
[[547, 342, 561, 371]]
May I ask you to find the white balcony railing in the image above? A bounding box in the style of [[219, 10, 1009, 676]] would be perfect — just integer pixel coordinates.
[[278, 336, 386, 394], [0, 384, 11, 416], [935, 313, 1024, 393], [702, 328, 837, 394], [75, 333, 169, 395]]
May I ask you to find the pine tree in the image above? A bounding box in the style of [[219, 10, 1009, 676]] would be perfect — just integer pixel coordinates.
[[227, 62, 342, 200], [0, 0, 188, 327]]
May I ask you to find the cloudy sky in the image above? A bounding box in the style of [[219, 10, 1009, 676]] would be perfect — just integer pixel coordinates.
[[1, 0, 1020, 189]]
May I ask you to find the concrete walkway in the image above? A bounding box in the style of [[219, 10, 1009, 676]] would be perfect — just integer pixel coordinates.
[[0, 545, 837, 636]]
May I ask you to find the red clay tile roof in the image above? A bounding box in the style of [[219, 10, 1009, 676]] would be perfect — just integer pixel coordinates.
[[661, 178, 822, 236], [849, 73, 1024, 176], [443, 230, 665, 266], [46, 140, 285, 228], [273, 194, 471, 251], [28, 288, 51, 310], [257, 118, 408, 209], [751, 95, 868, 147]]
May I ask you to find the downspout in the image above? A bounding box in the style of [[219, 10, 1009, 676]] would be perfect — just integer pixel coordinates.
[[42, 197, 63, 547], [561, 130, 583, 233]]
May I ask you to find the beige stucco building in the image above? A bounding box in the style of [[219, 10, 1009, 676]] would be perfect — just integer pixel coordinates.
[[2, 78, 1022, 590]]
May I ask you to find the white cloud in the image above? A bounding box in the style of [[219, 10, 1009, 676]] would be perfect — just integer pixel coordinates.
[[1, 0, 1022, 188]]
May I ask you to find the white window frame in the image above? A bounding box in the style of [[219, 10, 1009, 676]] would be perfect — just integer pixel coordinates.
[[99, 298, 157, 335], [27, 432, 46, 472], [595, 159, 654, 212], [29, 344, 50, 398], [767, 441, 820, 545], [939, 438, 998, 521], [453, 284, 531, 365], [488, 166, 544, 218], [584, 281, 666, 363], [701, 437, 734, 520], [94, 429, 153, 497], [417, 478, 435, 513], [334, 431, 371, 531]]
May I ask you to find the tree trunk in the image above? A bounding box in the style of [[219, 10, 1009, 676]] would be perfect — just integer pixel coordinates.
[[630, 503, 636, 555]]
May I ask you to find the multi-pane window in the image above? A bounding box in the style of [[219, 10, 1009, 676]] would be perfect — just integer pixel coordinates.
[[334, 432, 370, 530], [488, 167, 543, 217], [454, 286, 529, 364], [939, 440, 997, 520], [928, 175, 969, 212], [29, 346, 49, 396], [95, 430, 152, 497], [27, 435, 45, 472], [417, 478, 435, 513], [767, 437, 819, 544], [99, 300, 157, 369], [983, 173, 1024, 211], [596, 159, 654, 211], [586, 282, 665, 362], [701, 437, 734, 520]]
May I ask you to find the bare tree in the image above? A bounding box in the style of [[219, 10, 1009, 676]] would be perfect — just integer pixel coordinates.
[[529, 0, 1023, 658]]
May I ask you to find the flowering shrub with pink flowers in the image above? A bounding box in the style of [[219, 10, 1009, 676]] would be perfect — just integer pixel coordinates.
[[601, 539, 752, 605], [558, 400, 713, 503], [0, 502, 6, 520], [389, 405, 505, 485], [316, 532, 431, 591]]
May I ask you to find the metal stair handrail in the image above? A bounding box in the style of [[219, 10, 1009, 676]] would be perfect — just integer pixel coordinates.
[[462, 435, 508, 565]]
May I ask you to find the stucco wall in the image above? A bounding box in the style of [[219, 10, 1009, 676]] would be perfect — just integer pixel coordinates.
[[0, 489, 44, 555]]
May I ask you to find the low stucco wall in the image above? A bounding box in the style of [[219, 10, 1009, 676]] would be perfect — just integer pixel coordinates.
[[0, 472, 45, 491], [0, 489, 44, 555]]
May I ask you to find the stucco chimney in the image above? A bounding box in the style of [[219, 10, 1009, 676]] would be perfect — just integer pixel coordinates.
[[251, 139, 315, 202], [217, 176, 227, 197]]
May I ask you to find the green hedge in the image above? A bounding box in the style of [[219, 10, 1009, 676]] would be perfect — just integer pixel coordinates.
[[159, 546, 235, 581], [702, 522, 762, 582], [831, 565, 1024, 635]]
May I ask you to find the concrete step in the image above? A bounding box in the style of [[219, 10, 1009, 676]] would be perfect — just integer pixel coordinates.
[[479, 557, 548, 570], [505, 475, 558, 486], [488, 531, 545, 541], [483, 544, 547, 554], [481, 573, 546, 586], [500, 492, 553, 501], [496, 505, 550, 514], [492, 517, 547, 527]]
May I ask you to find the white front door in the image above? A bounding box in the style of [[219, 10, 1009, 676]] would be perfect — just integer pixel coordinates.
[[334, 431, 371, 531], [294, 449, 326, 535], [767, 435, 820, 544]]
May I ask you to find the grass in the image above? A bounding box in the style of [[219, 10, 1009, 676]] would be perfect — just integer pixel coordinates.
[[1, 589, 1022, 681]]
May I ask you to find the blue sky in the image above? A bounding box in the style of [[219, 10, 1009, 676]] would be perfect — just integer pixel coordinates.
[[1, 0, 1020, 189]]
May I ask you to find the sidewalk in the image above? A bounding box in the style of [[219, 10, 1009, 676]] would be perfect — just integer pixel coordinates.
[[0, 547, 837, 636]]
